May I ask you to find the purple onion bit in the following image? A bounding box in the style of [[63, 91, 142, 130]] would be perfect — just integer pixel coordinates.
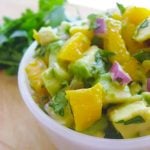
[[94, 18, 107, 36], [147, 78, 150, 92], [110, 61, 132, 85]]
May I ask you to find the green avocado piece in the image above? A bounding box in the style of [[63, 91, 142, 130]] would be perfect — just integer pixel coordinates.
[[142, 92, 150, 106], [109, 101, 147, 123], [42, 63, 70, 96], [82, 116, 108, 137], [99, 73, 139, 105], [69, 46, 105, 80], [109, 101, 150, 138], [133, 17, 150, 42], [45, 103, 74, 128]]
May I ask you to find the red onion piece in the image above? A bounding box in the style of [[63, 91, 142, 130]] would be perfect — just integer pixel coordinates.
[[94, 18, 107, 36], [110, 61, 132, 85], [147, 78, 150, 92]]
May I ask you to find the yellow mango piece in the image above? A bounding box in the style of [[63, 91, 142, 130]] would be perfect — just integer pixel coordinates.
[[104, 18, 130, 65], [123, 58, 141, 81], [66, 83, 103, 131], [70, 26, 94, 40], [121, 7, 150, 54], [104, 18, 143, 80], [123, 7, 150, 25], [122, 23, 145, 54], [26, 58, 47, 95], [58, 32, 90, 61], [111, 12, 122, 21]]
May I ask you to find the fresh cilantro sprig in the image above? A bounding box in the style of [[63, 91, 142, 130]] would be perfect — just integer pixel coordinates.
[[0, 0, 67, 75]]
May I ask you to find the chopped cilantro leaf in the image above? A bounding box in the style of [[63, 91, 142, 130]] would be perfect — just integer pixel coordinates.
[[134, 51, 150, 63], [50, 91, 68, 116], [116, 3, 126, 14], [0, 0, 66, 75], [117, 116, 145, 125]]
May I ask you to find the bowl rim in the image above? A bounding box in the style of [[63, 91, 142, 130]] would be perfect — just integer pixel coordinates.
[[18, 41, 150, 149]]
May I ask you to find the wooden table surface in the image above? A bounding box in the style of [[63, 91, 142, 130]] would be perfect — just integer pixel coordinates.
[[0, 0, 55, 150]]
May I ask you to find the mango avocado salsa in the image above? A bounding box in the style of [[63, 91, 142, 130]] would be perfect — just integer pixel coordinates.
[[26, 5, 150, 139]]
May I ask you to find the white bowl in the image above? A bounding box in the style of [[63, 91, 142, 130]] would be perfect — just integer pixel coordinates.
[[18, 42, 150, 150]]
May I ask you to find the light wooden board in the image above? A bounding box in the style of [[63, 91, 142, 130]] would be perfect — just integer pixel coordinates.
[[0, 72, 56, 150], [0, 0, 55, 149]]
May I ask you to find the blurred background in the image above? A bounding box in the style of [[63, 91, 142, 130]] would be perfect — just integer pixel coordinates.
[[0, 0, 149, 22]]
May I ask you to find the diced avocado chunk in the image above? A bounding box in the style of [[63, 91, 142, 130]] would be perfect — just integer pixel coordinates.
[[59, 21, 71, 34], [47, 40, 64, 56], [111, 118, 150, 138], [83, 116, 108, 137], [142, 92, 150, 105], [42, 63, 70, 96], [109, 101, 150, 138], [109, 101, 147, 123], [45, 102, 74, 128], [133, 17, 150, 42], [33, 27, 58, 45], [129, 82, 142, 95], [69, 46, 105, 80], [69, 77, 84, 90], [99, 73, 139, 105], [57, 21, 71, 39], [139, 125, 150, 137]]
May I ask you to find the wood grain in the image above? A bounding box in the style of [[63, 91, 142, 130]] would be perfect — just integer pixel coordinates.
[[0, 0, 55, 149], [0, 72, 56, 150]]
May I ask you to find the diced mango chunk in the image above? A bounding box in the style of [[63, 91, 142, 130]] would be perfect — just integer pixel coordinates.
[[121, 7, 150, 54], [122, 23, 145, 54], [26, 58, 47, 95], [104, 18, 130, 65], [66, 83, 103, 131], [109, 101, 150, 138], [123, 58, 141, 80], [70, 26, 94, 40], [58, 32, 90, 61], [104, 18, 143, 80], [123, 7, 150, 25]]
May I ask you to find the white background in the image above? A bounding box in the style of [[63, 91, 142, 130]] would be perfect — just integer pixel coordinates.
[[69, 0, 150, 10]]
